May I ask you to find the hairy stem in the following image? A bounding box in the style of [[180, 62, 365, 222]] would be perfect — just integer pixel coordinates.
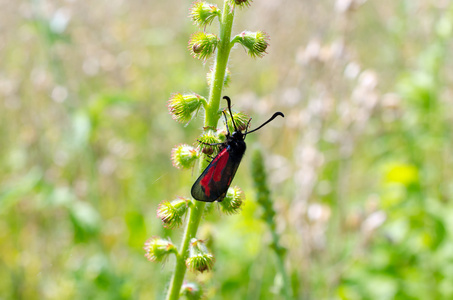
[[165, 2, 235, 299], [205, 2, 235, 126]]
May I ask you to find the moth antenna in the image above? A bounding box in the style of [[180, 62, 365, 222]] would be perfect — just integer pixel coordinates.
[[223, 96, 238, 132], [222, 110, 230, 136], [245, 112, 284, 136], [244, 118, 252, 135]]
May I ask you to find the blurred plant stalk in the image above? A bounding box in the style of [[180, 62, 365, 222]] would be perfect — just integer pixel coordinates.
[[252, 149, 293, 300]]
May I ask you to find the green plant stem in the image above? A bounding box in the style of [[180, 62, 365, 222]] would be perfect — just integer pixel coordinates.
[[165, 2, 235, 300], [165, 202, 206, 300], [270, 230, 292, 300], [205, 1, 235, 127]]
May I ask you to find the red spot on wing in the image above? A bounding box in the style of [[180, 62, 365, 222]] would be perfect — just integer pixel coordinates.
[[200, 167, 215, 197], [213, 150, 229, 182], [200, 149, 229, 197]]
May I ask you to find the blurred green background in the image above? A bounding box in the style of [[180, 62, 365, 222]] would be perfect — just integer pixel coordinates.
[[1, 0, 453, 299]]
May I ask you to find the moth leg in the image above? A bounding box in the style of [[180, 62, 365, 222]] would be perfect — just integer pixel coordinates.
[[215, 192, 227, 203], [197, 139, 223, 146], [204, 154, 215, 163]]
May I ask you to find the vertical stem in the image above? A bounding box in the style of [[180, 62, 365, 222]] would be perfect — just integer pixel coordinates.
[[165, 202, 206, 300], [205, 2, 235, 127], [271, 230, 293, 300], [165, 2, 235, 299]]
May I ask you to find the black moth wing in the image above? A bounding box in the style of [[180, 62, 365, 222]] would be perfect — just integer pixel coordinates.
[[191, 139, 246, 202]]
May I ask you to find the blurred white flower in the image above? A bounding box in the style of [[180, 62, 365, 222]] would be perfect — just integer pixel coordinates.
[[362, 211, 386, 233]]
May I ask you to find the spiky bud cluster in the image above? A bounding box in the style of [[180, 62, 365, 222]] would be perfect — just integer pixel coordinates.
[[197, 131, 222, 155], [190, 1, 221, 27], [144, 237, 177, 262], [220, 186, 244, 215], [189, 32, 219, 60], [171, 144, 199, 169], [227, 111, 250, 132], [181, 282, 203, 300], [215, 127, 228, 143], [168, 93, 205, 124], [157, 198, 191, 229], [186, 238, 215, 273], [234, 31, 269, 58], [230, 0, 252, 7]]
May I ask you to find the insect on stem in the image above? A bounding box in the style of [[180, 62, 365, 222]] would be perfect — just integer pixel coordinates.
[[191, 96, 284, 202]]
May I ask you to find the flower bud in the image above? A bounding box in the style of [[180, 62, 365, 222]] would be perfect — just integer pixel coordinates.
[[207, 68, 231, 87], [227, 111, 250, 132], [189, 32, 218, 60], [190, 1, 221, 27], [186, 238, 215, 273], [157, 197, 191, 229], [234, 31, 269, 58], [197, 131, 221, 155], [180, 282, 203, 300], [220, 186, 244, 215], [144, 237, 177, 262], [216, 127, 227, 143], [230, 0, 252, 7], [168, 93, 205, 124], [171, 144, 198, 169]]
